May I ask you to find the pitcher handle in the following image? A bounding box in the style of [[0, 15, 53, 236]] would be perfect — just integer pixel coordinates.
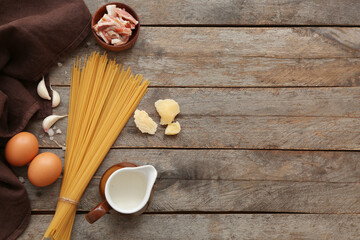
[[85, 200, 112, 224]]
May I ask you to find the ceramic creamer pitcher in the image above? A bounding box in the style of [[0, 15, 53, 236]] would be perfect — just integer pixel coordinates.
[[86, 162, 157, 223]]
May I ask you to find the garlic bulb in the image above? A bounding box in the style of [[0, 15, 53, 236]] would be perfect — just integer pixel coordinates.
[[37, 77, 51, 100], [51, 88, 61, 108], [42, 115, 67, 132]]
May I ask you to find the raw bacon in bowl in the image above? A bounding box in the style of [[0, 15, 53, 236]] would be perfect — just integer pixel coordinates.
[[92, 4, 138, 46]]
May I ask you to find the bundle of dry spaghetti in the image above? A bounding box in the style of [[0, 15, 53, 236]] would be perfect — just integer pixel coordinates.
[[43, 52, 149, 239]]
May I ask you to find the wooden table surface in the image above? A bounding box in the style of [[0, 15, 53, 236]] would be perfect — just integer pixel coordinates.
[[17, 0, 360, 239]]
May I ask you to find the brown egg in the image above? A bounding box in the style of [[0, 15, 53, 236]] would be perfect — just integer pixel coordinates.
[[5, 132, 39, 166], [28, 152, 62, 187]]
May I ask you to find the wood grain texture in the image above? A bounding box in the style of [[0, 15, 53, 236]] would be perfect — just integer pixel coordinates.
[[20, 0, 360, 237], [21, 149, 360, 213], [50, 28, 360, 87], [30, 115, 360, 150], [28, 87, 360, 150], [84, 0, 360, 25], [12, 149, 360, 183], [27, 177, 360, 213], [15, 148, 360, 213], [20, 214, 360, 240]]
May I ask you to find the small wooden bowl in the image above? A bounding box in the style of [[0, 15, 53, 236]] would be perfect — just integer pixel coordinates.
[[91, 2, 140, 51]]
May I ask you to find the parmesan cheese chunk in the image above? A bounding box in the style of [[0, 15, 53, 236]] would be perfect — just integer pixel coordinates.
[[165, 121, 181, 135], [155, 99, 180, 125], [134, 110, 157, 135]]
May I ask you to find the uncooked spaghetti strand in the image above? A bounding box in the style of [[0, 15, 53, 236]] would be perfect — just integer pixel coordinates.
[[65, 56, 95, 176], [64, 61, 80, 171], [72, 82, 149, 195], [71, 54, 99, 148], [69, 63, 120, 179], [76, 54, 108, 144], [67, 82, 142, 202], [68, 68, 107, 171], [61, 63, 81, 199], [68, 54, 104, 178], [60, 65, 136, 208], [69, 82, 149, 198], [73, 71, 148, 193], [43, 52, 149, 239], [74, 58, 120, 164]]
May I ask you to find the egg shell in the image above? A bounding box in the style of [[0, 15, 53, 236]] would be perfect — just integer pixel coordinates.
[[28, 152, 62, 187], [5, 132, 39, 167]]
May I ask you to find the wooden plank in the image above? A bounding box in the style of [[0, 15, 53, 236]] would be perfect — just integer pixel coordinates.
[[50, 87, 360, 117], [26, 177, 360, 213], [12, 149, 360, 183], [84, 0, 360, 25], [27, 87, 360, 150], [30, 115, 360, 150], [22, 149, 360, 213], [20, 214, 360, 239], [51, 28, 360, 87]]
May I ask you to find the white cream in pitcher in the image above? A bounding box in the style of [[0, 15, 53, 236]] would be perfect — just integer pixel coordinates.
[[105, 165, 157, 214], [107, 171, 147, 210]]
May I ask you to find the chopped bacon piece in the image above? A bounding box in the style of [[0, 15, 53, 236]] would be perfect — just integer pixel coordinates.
[[106, 4, 117, 17], [101, 14, 113, 22], [107, 30, 121, 39], [93, 21, 114, 32], [112, 18, 132, 35], [112, 35, 130, 46], [117, 17, 133, 30], [98, 31, 110, 44], [115, 8, 138, 25], [114, 26, 132, 36]]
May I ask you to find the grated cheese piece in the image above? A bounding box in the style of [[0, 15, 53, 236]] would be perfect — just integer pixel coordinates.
[[134, 110, 157, 135], [155, 99, 180, 125], [165, 121, 181, 135]]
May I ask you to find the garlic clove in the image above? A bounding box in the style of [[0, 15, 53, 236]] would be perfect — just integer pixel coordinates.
[[42, 115, 67, 132], [37, 77, 51, 100], [51, 89, 61, 108]]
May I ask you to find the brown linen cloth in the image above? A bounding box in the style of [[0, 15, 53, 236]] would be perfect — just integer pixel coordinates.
[[0, 0, 91, 239]]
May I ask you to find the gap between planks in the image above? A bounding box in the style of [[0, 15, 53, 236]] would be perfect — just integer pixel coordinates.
[[31, 211, 360, 215], [39, 146, 360, 152], [23, 175, 360, 184], [50, 85, 360, 89], [25, 175, 360, 184], [140, 24, 360, 28]]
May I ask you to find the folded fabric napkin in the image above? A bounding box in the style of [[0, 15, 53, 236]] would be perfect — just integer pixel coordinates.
[[0, 0, 91, 239]]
